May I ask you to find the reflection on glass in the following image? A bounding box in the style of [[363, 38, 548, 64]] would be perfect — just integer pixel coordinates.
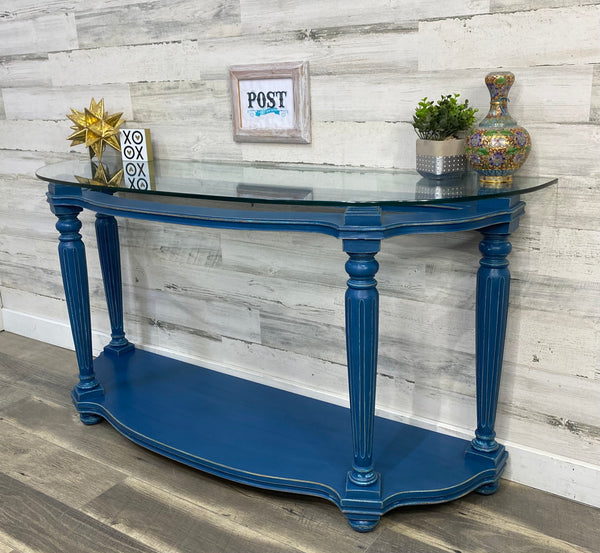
[[415, 174, 480, 200], [36, 159, 556, 207], [74, 148, 124, 187]]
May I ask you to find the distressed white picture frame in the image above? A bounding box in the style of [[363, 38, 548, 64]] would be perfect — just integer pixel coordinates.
[[230, 61, 311, 143]]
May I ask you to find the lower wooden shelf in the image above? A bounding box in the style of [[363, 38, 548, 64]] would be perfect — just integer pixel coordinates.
[[73, 348, 507, 528]]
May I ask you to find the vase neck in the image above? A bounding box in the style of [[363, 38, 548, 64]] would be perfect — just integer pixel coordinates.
[[480, 98, 517, 128], [485, 72, 514, 100]]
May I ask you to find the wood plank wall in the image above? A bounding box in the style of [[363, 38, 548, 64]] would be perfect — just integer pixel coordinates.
[[0, 1, 598, 507]]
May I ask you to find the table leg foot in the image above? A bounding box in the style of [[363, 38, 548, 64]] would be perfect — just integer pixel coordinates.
[[79, 413, 103, 425], [346, 514, 380, 533], [476, 480, 500, 495]]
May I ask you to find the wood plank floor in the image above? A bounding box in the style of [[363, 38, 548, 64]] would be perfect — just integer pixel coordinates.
[[0, 331, 598, 553]]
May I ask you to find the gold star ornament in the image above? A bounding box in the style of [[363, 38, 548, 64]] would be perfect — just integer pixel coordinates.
[[67, 98, 125, 160]]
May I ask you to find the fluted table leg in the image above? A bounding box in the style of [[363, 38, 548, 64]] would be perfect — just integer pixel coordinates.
[[345, 245, 380, 486], [470, 229, 512, 492], [95, 213, 134, 355], [54, 205, 103, 425], [342, 238, 382, 532]]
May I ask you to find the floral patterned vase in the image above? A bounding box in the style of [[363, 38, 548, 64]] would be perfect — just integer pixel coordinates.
[[466, 72, 531, 185]]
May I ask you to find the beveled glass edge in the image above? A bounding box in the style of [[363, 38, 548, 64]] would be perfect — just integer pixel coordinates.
[[36, 159, 558, 207]]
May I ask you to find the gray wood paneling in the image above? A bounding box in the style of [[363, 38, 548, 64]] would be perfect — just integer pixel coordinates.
[[0, 13, 78, 57], [240, 0, 490, 33], [48, 26, 418, 86], [0, 55, 53, 88], [0, 150, 74, 175], [418, 6, 600, 70], [2, 85, 133, 120], [591, 64, 600, 122], [311, 66, 593, 123], [75, 0, 242, 48], [492, 0, 600, 11], [130, 80, 230, 122], [1, 0, 78, 19]]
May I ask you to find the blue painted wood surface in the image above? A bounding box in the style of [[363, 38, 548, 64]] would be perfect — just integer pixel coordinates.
[[43, 174, 553, 531], [95, 212, 134, 356], [472, 231, 512, 454], [75, 348, 507, 528], [343, 233, 381, 493], [50, 201, 104, 425]]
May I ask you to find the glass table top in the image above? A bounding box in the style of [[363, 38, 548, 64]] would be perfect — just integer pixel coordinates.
[[36, 159, 557, 207]]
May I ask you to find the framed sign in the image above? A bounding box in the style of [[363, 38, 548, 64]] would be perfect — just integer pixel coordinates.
[[229, 61, 311, 143]]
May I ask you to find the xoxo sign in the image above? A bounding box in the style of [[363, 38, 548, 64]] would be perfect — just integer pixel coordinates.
[[120, 129, 154, 190], [120, 129, 153, 162], [123, 160, 155, 191]]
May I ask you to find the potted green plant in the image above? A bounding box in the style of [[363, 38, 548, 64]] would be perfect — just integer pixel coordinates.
[[412, 93, 478, 179]]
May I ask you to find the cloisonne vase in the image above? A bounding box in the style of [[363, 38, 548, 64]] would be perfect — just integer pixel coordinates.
[[466, 72, 531, 185]]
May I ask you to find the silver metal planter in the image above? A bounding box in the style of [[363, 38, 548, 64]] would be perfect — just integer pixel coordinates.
[[416, 138, 467, 180]]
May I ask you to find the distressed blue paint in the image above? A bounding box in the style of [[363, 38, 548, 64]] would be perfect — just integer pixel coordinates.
[[49, 202, 104, 424], [47, 185, 527, 239], [472, 231, 512, 453], [344, 245, 380, 488], [43, 172, 554, 532], [74, 348, 507, 527], [95, 212, 134, 356]]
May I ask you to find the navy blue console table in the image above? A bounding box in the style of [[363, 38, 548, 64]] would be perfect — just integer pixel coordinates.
[[37, 160, 556, 532]]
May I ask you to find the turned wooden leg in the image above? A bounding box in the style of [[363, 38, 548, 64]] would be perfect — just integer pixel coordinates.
[[95, 212, 133, 355], [472, 230, 512, 453], [344, 241, 381, 487], [54, 205, 103, 425]]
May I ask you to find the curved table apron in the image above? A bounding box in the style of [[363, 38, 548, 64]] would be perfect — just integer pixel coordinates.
[[40, 163, 555, 533]]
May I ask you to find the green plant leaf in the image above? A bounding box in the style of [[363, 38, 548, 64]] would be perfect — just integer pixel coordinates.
[[411, 93, 478, 140]]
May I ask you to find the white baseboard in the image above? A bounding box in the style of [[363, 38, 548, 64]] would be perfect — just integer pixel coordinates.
[[2, 306, 599, 509], [0, 308, 110, 354]]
